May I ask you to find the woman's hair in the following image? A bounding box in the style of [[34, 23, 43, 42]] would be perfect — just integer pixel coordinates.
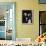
[[43, 32, 46, 36]]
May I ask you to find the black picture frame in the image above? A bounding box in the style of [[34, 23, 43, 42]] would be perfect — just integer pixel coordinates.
[[39, 0, 46, 4], [22, 10, 32, 24]]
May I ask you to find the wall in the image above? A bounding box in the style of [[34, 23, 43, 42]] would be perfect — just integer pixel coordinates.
[[0, 0, 46, 41], [16, 0, 39, 40]]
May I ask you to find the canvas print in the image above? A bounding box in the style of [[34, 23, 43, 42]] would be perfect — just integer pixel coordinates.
[[22, 10, 32, 24]]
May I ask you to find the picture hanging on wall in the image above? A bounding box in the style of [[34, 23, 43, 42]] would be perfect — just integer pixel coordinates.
[[22, 10, 32, 24]]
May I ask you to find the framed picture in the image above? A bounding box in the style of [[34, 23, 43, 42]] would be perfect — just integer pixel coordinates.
[[39, 0, 46, 4], [22, 10, 32, 24]]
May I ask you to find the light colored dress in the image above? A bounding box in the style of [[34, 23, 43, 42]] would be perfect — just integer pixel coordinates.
[[42, 42, 46, 46]]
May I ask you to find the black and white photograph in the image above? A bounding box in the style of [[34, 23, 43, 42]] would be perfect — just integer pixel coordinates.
[[22, 10, 32, 24]]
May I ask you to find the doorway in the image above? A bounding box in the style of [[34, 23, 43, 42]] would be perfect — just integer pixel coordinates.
[[0, 2, 16, 40], [39, 11, 46, 35]]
